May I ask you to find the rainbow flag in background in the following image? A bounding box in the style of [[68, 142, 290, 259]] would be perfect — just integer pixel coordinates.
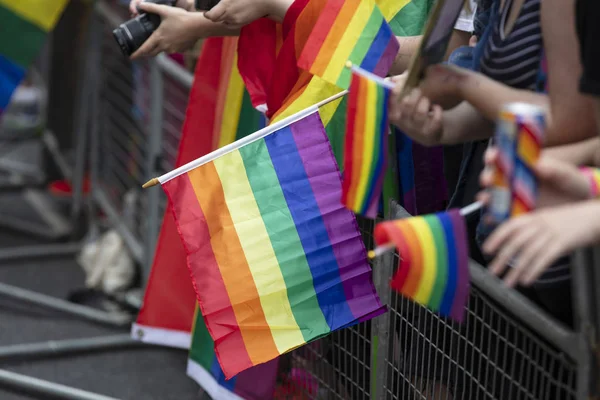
[[297, 0, 399, 90], [163, 112, 385, 379], [188, 308, 278, 400], [374, 209, 470, 321], [0, 0, 69, 113], [342, 67, 392, 218]]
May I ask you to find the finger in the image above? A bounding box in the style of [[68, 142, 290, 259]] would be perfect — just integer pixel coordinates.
[[400, 88, 421, 117], [488, 224, 540, 277], [484, 147, 499, 166], [130, 0, 141, 15], [520, 240, 564, 286], [423, 104, 443, 139], [476, 191, 491, 206], [479, 167, 494, 189], [204, 2, 227, 21], [482, 216, 529, 255], [504, 232, 552, 287], [130, 35, 158, 59], [137, 2, 169, 16], [413, 96, 430, 122]]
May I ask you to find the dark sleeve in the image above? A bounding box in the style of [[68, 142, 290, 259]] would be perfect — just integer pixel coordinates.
[[577, 0, 600, 96]]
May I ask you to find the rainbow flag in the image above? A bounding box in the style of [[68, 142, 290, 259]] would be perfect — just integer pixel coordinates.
[[188, 308, 278, 400], [297, 0, 399, 90], [342, 67, 393, 218], [374, 209, 470, 321], [0, 0, 69, 113], [511, 122, 542, 216], [162, 112, 385, 378]]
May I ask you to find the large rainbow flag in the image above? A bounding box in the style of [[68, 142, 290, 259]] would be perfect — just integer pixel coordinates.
[[297, 0, 399, 90], [162, 112, 385, 378], [0, 0, 69, 113], [374, 209, 470, 321]]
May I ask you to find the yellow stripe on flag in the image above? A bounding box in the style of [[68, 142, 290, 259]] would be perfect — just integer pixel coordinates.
[[217, 61, 245, 148], [214, 151, 305, 354], [321, 0, 375, 84], [272, 77, 343, 126], [376, 0, 411, 22], [0, 0, 69, 31], [356, 78, 377, 211], [409, 218, 437, 305]]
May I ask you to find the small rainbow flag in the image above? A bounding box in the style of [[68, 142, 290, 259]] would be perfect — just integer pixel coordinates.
[[374, 209, 470, 322], [297, 0, 399, 90], [512, 122, 542, 216], [0, 0, 69, 113], [162, 112, 385, 378], [342, 66, 393, 218]]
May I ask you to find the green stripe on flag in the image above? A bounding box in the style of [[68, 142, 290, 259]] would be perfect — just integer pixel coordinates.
[[239, 140, 330, 341], [0, 5, 47, 68], [337, 10, 384, 89], [423, 215, 448, 311], [387, 0, 434, 36], [324, 96, 348, 169], [189, 308, 216, 371], [235, 89, 263, 141]]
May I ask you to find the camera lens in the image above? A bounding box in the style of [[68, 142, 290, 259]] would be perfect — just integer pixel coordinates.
[[112, 13, 161, 57]]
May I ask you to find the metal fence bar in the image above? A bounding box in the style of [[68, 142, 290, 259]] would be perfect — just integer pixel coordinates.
[[0, 282, 131, 327], [0, 335, 141, 360], [468, 260, 579, 359], [143, 61, 164, 282], [0, 369, 120, 400]]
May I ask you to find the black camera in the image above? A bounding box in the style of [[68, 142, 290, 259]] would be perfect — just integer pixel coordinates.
[[194, 0, 220, 10], [112, 0, 177, 57]]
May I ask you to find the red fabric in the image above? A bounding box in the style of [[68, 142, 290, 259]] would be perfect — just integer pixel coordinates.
[[237, 0, 311, 117], [135, 38, 232, 337]]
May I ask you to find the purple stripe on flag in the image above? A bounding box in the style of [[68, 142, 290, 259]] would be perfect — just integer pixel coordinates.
[[290, 113, 385, 320], [448, 209, 470, 321], [373, 35, 400, 77], [234, 359, 279, 399]]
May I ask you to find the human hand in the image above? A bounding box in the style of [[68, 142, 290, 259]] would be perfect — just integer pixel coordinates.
[[204, 0, 292, 28], [483, 200, 600, 287], [129, 0, 192, 17], [418, 64, 471, 109], [130, 3, 200, 59], [388, 87, 444, 146], [477, 148, 591, 209]]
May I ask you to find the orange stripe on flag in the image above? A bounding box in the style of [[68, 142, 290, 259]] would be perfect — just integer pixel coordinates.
[[347, 75, 366, 208], [188, 163, 280, 366], [397, 221, 423, 297], [311, 0, 361, 76]]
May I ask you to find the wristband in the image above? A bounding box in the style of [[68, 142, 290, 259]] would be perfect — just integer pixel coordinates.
[[579, 166, 600, 198]]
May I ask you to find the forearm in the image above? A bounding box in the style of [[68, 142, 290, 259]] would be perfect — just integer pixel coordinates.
[[542, 0, 597, 146], [188, 12, 240, 37], [440, 101, 494, 145], [389, 36, 422, 75], [458, 71, 548, 121], [542, 137, 600, 166]]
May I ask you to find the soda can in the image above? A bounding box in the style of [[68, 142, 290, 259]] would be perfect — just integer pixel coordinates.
[[486, 102, 545, 225]]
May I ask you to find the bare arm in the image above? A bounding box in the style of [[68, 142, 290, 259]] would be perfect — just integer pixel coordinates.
[[440, 101, 495, 145], [389, 30, 471, 75], [541, 0, 596, 146], [541, 137, 600, 166]]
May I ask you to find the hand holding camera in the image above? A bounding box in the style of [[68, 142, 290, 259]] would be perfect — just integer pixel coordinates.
[[114, 0, 204, 59]]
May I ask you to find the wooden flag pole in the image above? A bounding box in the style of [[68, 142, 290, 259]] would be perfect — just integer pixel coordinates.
[[368, 201, 483, 259], [142, 89, 348, 189]]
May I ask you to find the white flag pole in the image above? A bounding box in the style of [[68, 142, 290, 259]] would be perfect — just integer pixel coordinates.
[[142, 90, 348, 188]]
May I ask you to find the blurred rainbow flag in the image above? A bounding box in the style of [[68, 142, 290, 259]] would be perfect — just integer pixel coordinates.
[[375, 209, 470, 322], [0, 0, 69, 113]]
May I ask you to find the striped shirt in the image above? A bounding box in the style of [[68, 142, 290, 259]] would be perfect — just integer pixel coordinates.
[[479, 0, 543, 90]]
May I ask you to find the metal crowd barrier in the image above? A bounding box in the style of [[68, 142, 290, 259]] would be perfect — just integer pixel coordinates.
[[5, 0, 591, 398]]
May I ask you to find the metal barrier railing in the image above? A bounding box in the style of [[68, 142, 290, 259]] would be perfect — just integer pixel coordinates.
[[84, 2, 599, 399]]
